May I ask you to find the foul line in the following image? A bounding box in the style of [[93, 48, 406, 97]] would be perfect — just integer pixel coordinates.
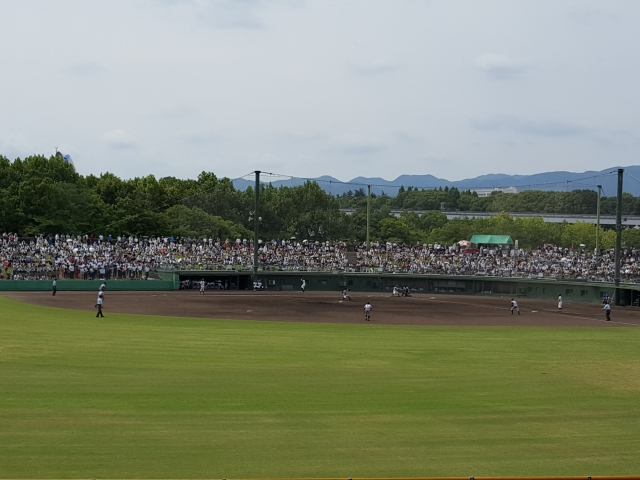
[[539, 309, 640, 327], [421, 296, 640, 327]]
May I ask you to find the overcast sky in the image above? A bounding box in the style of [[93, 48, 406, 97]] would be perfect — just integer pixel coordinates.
[[1, 0, 639, 182]]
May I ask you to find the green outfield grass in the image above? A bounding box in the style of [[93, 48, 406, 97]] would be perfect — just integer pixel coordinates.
[[1, 296, 640, 478]]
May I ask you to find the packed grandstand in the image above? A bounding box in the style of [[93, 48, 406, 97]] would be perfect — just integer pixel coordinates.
[[1, 232, 639, 283]]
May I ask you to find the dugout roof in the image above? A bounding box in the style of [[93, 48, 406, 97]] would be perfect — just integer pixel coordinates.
[[469, 234, 514, 245]]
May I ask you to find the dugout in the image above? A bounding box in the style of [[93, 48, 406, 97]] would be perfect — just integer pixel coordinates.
[[176, 271, 243, 290]]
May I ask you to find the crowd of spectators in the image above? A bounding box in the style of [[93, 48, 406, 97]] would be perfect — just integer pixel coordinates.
[[0, 233, 349, 280], [354, 242, 640, 282], [2, 232, 640, 284]]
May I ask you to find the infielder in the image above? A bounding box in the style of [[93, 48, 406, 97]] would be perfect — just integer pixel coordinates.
[[510, 298, 520, 315], [364, 301, 372, 321]]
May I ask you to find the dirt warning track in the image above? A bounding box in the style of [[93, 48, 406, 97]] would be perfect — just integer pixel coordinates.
[[4, 290, 640, 327]]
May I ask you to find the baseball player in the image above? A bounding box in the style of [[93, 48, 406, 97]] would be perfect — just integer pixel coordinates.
[[342, 288, 351, 301], [392, 286, 400, 297], [557, 294, 563, 312], [95, 296, 104, 318], [510, 298, 520, 315], [364, 301, 372, 321], [200, 279, 205, 295], [604, 302, 611, 321], [301, 279, 306, 293], [52, 279, 57, 296]]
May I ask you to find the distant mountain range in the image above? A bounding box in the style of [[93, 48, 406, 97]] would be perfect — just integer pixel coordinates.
[[232, 166, 640, 197]]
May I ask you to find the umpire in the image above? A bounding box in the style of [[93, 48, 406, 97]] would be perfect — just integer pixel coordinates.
[[95, 296, 104, 318]]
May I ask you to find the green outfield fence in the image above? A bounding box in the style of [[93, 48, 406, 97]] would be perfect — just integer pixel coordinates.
[[172, 269, 640, 306], [0, 278, 178, 291]]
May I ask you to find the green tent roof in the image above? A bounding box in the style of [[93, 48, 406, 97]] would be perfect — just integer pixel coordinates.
[[470, 234, 514, 245]]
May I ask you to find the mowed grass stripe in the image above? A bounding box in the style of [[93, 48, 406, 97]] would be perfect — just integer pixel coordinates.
[[1, 296, 640, 477]]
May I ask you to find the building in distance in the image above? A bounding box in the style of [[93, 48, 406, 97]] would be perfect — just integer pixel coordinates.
[[472, 186, 518, 197]]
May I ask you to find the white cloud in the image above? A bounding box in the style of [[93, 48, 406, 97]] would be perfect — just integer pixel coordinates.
[[150, 0, 300, 29], [474, 53, 529, 80], [472, 116, 591, 137], [101, 130, 138, 149], [328, 134, 387, 155], [0, 130, 36, 159], [350, 62, 401, 76], [62, 62, 108, 76]]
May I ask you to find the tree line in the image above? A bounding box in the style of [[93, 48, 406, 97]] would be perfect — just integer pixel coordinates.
[[337, 185, 640, 216], [2, 155, 640, 250]]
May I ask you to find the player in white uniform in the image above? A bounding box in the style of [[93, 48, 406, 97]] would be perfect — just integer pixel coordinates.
[[95, 296, 104, 318], [364, 302, 372, 321], [342, 288, 351, 301], [557, 294, 562, 312], [392, 286, 400, 297], [301, 279, 306, 292], [200, 279, 205, 295], [510, 298, 520, 315]]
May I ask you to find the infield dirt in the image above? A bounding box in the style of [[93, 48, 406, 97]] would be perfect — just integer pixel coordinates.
[[5, 290, 640, 327]]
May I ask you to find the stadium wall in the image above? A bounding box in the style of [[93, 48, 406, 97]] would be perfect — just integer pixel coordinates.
[[175, 270, 640, 306], [3, 269, 638, 306], [0, 278, 177, 292]]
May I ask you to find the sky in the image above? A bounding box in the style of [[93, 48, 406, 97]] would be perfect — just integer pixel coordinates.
[[1, 0, 640, 182]]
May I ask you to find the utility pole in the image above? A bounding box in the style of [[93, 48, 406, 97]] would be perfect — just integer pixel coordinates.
[[366, 185, 371, 249], [595, 185, 601, 254], [614, 169, 623, 306], [253, 170, 261, 280]]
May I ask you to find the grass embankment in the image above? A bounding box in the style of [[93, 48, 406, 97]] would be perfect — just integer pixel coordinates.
[[1, 296, 640, 477]]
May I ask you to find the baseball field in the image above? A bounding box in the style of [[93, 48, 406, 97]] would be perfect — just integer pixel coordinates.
[[1, 291, 640, 478]]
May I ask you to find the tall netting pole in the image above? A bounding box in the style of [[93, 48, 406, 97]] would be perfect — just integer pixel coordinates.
[[596, 184, 601, 254], [253, 170, 261, 281], [614, 168, 623, 306], [366, 184, 371, 249]]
